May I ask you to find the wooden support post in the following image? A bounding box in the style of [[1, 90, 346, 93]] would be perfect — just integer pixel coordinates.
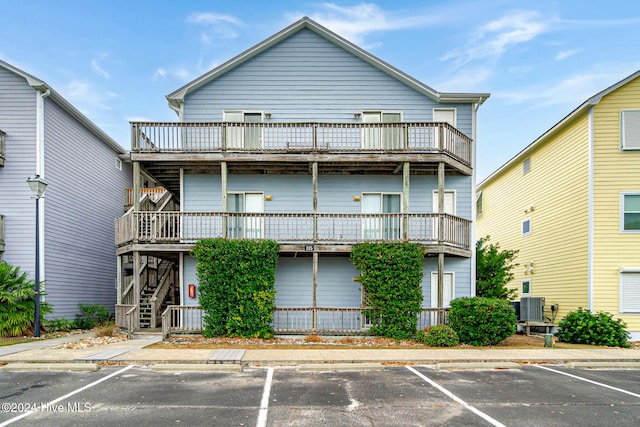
[[403, 162, 410, 240], [133, 251, 141, 331], [116, 255, 122, 304], [221, 161, 227, 238], [133, 161, 141, 212], [312, 162, 318, 242], [312, 251, 318, 330], [438, 252, 445, 324]]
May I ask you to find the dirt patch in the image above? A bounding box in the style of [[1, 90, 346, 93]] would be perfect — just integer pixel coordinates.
[[147, 332, 634, 350]]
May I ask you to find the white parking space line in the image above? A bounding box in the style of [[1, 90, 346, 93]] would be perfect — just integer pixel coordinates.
[[0, 364, 134, 427], [406, 366, 507, 427], [535, 365, 640, 398], [256, 367, 274, 427]]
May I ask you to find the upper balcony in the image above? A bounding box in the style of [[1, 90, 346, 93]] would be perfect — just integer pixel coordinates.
[[130, 122, 473, 192], [115, 211, 471, 257], [0, 129, 5, 167]]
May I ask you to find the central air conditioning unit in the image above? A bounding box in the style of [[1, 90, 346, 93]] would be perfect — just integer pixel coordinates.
[[519, 297, 545, 322]]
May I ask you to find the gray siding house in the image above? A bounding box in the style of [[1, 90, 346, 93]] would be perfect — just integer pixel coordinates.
[[0, 59, 132, 319], [115, 17, 489, 334]]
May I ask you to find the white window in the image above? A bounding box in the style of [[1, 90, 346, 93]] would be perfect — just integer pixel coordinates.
[[115, 158, 123, 171], [227, 192, 264, 238], [620, 270, 640, 313], [620, 110, 640, 150], [432, 190, 456, 215], [523, 157, 531, 174], [431, 272, 455, 308], [362, 111, 403, 149], [621, 192, 640, 232], [224, 111, 263, 149], [522, 218, 531, 236], [476, 191, 483, 215], [433, 108, 456, 127], [362, 193, 401, 240], [521, 279, 531, 296]]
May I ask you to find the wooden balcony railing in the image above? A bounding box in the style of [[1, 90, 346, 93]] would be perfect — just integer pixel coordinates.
[[115, 211, 470, 249], [131, 122, 473, 166], [160, 305, 450, 338], [0, 129, 5, 167], [124, 187, 166, 207]]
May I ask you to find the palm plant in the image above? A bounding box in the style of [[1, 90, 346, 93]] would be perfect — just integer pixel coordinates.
[[0, 261, 51, 337]]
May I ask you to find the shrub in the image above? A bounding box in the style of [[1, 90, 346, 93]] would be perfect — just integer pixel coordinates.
[[192, 238, 279, 339], [416, 325, 459, 347], [73, 303, 110, 329], [304, 334, 324, 343], [448, 297, 516, 346], [94, 321, 119, 337], [350, 242, 424, 340], [555, 308, 630, 348], [45, 318, 74, 333], [0, 261, 52, 337]]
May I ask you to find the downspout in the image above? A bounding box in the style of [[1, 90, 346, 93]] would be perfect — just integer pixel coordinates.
[[470, 98, 483, 296], [35, 88, 50, 299], [588, 107, 595, 311]]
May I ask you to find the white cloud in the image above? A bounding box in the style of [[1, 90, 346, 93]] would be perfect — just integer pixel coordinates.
[[496, 65, 639, 108], [288, 2, 444, 46], [186, 12, 242, 43], [555, 49, 578, 61], [60, 79, 119, 112], [436, 67, 492, 92], [442, 10, 552, 67], [153, 67, 192, 81], [90, 53, 110, 79]]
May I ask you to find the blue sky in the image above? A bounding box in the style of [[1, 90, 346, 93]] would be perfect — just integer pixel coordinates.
[[1, 0, 639, 180]]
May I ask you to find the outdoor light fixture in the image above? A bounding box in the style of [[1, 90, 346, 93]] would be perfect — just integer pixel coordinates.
[[354, 113, 361, 119], [264, 113, 272, 119], [27, 175, 47, 338], [353, 195, 361, 201]]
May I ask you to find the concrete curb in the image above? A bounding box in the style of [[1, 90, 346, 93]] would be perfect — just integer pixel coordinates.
[[1, 363, 99, 372], [567, 361, 640, 369], [298, 363, 384, 372], [151, 363, 242, 372], [435, 362, 522, 370]]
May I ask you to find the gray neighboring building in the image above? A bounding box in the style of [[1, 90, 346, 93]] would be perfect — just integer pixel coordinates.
[[0, 59, 132, 319]]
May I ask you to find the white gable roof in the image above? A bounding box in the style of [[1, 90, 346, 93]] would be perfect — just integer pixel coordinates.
[[166, 17, 489, 112]]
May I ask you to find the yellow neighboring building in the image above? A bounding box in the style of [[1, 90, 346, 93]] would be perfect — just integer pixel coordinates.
[[477, 70, 640, 339]]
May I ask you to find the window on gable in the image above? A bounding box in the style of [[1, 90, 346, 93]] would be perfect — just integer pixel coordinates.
[[621, 193, 640, 232], [476, 191, 483, 215], [620, 270, 640, 313], [522, 218, 531, 236], [620, 110, 640, 150], [521, 279, 531, 296], [115, 158, 123, 171], [523, 157, 531, 174]]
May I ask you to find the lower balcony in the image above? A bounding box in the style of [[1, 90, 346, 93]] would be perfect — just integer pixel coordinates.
[[115, 211, 471, 253]]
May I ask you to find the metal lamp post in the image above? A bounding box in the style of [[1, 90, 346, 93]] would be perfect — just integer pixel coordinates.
[[27, 175, 47, 337]]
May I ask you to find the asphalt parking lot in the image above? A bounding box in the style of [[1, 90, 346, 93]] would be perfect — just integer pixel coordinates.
[[1, 365, 639, 426]]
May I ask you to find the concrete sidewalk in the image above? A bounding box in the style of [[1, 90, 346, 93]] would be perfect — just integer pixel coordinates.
[[1, 333, 639, 369]]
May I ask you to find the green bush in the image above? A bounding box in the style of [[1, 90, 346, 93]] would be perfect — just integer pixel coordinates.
[[555, 308, 630, 348], [448, 297, 516, 346], [73, 303, 110, 329], [0, 261, 52, 337], [350, 242, 424, 340], [192, 238, 279, 339], [416, 325, 459, 347], [45, 318, 74, 333]]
